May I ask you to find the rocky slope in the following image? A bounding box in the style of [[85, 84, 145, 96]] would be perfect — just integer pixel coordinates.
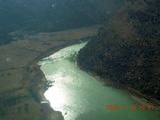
[[78, 0, 160, 100]]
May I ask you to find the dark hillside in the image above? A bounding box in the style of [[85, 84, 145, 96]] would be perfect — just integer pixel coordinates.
[[78, 0, 160, 100], [0, 0, 125, 45]]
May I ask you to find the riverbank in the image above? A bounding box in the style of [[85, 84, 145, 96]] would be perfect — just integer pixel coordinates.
[[37, 41, 160, 120], [78, 67, 160, 111], [0, 25, 101, 120], [29, 38, 94, 120]]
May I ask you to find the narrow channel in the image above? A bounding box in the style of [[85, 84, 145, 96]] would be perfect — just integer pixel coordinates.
[[39, 42, 160, 120]]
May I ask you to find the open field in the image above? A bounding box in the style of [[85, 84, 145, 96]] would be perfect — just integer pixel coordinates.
[[0, 25, 101, 120]]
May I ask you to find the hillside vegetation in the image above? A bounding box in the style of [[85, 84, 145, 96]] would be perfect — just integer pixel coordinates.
[[78, 0, 160, 100]]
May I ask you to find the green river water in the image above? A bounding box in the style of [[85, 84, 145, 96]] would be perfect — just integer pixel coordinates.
[[39, 42, 160, 120]]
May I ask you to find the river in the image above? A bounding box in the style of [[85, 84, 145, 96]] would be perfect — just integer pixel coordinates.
[[39, 42, 160, 120]]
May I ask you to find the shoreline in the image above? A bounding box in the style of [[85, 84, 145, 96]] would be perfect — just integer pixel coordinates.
[[97, 75, 160, 110], [28, 38, 93, 120], [77, 65, 160, 111], [27, 38, 160, 119]]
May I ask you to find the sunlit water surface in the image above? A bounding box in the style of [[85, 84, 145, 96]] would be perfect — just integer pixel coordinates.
[[39, 42, 160, 120]]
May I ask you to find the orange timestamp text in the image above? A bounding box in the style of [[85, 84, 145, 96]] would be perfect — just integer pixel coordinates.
[[106, 104, 154, 111]]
